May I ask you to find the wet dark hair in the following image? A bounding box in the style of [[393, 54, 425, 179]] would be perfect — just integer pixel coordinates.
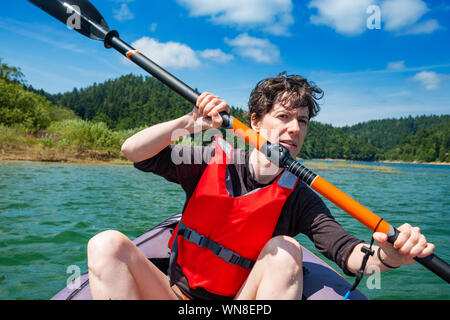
[[248, 72, 323, 124]]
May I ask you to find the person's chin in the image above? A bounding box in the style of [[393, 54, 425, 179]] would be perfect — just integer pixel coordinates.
[[290, 150, 300, 158]]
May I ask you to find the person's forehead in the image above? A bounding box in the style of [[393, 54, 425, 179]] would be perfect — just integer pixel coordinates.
[[270, 101, 309, 117]]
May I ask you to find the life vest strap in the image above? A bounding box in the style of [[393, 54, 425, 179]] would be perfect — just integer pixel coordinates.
[[178, 221, 255, 270]]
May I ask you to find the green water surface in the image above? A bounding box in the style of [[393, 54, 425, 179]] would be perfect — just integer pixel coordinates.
[[0, 160, 449, 300]]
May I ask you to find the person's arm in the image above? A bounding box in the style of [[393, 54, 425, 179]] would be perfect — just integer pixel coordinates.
[[284, 185, 365, 276], [346, 223, 435, 274], [122, 114, 192, 163], [121, 92, 230, 163]]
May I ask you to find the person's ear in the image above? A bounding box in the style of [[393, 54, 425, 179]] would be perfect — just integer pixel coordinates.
[[250, 113, 260, 133]]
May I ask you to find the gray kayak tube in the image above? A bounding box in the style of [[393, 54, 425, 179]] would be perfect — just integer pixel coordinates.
[[51, 213, 367, 300]]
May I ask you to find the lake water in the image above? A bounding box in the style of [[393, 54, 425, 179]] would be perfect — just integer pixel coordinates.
[[0, 160, 449, 300]]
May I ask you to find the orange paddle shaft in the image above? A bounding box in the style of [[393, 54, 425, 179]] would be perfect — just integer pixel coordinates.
[[221, 113, 393, 234], [311, 176, 392, 234]]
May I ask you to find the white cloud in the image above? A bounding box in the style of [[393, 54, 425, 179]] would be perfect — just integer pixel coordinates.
[[308, 0, 373, 36], [131, 37, 201, 69], [381, 0, 444, 35], [413, 71, 440, 91], [198, 49, 234, 63], [387, 61, 406, 71], [130, 38, 234, 68], [381, 0, 428, 31], [225, 33, 280, 63], [386, 90, 411, 97], [308, 0, 441, 36], [404, 19, 442, 35], [0, 19, 86, 53], [113, 4, 134, 22], [176, 0, 294, 35], [149, 23, 158, 33]]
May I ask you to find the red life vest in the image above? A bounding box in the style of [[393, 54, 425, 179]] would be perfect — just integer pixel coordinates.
[[168, 135, 298, 297]]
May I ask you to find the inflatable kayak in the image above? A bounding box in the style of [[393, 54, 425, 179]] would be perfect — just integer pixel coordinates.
[[52, 214, 367, 300]]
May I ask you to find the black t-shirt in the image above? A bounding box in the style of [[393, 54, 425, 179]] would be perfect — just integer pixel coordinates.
[[134, 144, 363, 299]]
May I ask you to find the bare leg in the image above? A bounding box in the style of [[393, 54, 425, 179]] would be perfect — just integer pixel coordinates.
[[235, 236, 303, 300], [87, 230, 183, 300]]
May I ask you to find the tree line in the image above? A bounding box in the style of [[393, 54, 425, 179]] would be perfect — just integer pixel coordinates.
[[1, 59, 448, 163], [44, 74, 247, 131], [298, 118, 449, 162]]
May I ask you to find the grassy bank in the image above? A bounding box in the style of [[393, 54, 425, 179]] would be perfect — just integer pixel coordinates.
[[0, 120, 140, 164], [0, 142, 130, 164]]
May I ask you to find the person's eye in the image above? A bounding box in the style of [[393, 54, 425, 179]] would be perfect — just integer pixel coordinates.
[[298, 119, 309, 125]]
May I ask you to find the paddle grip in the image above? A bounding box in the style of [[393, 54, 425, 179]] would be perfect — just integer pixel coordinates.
[[386, 227, 450, 283]]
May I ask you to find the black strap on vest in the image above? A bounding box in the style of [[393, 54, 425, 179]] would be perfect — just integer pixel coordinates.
[[168, 221, 256, 286]]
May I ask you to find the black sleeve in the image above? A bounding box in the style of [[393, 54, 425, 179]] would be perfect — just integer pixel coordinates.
[[306, 211, 364, 276], [133, 144, 214, 198], [133, 145, 180, 183], [277, 182, 364, 276]]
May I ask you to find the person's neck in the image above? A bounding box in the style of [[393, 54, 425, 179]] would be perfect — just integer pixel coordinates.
[[249, 149, 283, 185]]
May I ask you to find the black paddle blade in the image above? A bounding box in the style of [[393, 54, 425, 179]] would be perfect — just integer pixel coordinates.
[[28, 0, 110, 41]]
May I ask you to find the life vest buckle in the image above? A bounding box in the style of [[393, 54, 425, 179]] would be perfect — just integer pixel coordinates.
[[219, 249, 235, 263], [229, 254, 239, 264], [188, 230, 205, 247]]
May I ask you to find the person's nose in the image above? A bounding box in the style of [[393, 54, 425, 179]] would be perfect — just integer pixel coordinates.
[[287, 118, 300, 135]]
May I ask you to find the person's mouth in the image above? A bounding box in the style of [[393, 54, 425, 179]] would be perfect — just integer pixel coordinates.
[[279, 140, 298, 150]]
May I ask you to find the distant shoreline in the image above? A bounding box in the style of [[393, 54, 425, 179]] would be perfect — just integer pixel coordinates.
[[298, 157, 450, 166], [0, 143, 130, 165], [1, 146, 449, 166], [375, 159, 450, 166]]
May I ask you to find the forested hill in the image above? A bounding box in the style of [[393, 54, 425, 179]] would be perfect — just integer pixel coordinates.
[[342, 115, 450, 152], [45, 74, 247, 130], [299, 117, 449, 162], [16, 70, 450, 163]]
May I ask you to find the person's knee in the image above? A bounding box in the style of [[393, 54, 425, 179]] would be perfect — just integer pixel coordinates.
[[87, 230, 130, 271], [262, 236, 303, 275]]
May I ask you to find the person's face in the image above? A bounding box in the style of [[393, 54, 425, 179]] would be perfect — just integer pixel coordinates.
[[251, 94, 309, 158]]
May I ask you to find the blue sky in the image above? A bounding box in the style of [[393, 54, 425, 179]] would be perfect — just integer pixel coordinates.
[[0, 0, 449, 126]]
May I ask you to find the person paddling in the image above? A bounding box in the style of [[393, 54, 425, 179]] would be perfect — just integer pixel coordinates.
[[87, 73, 435, 300]]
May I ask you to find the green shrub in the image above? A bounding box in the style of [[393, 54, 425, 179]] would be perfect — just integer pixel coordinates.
[[0, 78, 52, 130], [0, 124, 36, 145], [46, 119, 145, 151]]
